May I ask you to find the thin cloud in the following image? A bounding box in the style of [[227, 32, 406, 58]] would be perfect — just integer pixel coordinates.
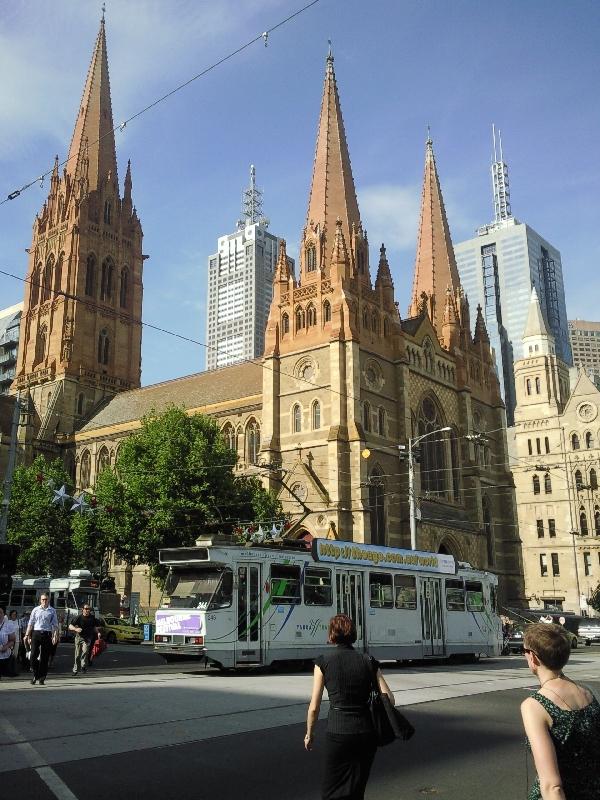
[[361, 184, 420, 253]]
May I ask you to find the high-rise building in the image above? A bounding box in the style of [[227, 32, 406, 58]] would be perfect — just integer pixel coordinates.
[[206, 167, 293, 370], [0, 303, 23, 395], [569, 319, 600, 385], [454, 128, 571, 424]]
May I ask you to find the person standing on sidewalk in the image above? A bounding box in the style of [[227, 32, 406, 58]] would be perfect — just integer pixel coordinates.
[[24, 594, 59, 686], [69, 604, 99, 674], [0, 606, 16, 679]]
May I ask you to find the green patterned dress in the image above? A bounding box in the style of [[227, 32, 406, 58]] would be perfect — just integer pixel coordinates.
[[527, 692, 600, 800]]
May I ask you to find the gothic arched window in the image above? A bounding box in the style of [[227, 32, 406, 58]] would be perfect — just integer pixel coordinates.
[[100, 258, 114, 302], [586, 431, 593, 449], [535, 377, 541, 394], [97, 329, 109, 366], [54, 253, 63, 293], [363, 401, 371, 433], [35, 324, 47, 365], [595, 506, 600, 535], [544, 473, 552, 494], [532, 474, 540, 495], [295, 307, 305, 331], [371, 312, 379, 334], [42, 255, 54, 302], [526, 379, 532, 396], [306, 244, 317, 272], [580, 507, 589, 535], [575, 469, 583, 491], [119, 267, 129, 308], [590, 468, 598, 491], [85, 254, 96, 297], [418, 396, 447, 495], [377, 407, 386, 436], [311, 400, 321, 430], [292, 404, 302, 433], [80, 450, 91, 489], [307, 304, 317, 327], [246, 420, 260, 464], [104, 200, 112, 225], [222, 423, 235, 452], [282, 313, 289, 334], [572, 433, 580, 451], [545, 436, 550, 454], [323, 301, 331, 323], [97, 446, 110, 475], [362, 308, 369, 329], [31, 265, 41, 306]]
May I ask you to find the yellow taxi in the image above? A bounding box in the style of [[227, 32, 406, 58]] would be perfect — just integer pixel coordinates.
[[98, 615, 143, 644]]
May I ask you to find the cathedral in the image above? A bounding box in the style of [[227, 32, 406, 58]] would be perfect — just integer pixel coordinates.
[[12, 20, 524, 606]]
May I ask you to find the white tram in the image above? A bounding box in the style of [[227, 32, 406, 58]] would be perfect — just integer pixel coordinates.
[[154, 538, 502, 668]]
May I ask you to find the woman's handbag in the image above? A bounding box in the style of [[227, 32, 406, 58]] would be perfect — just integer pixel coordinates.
[[365, 655, 415, 745]]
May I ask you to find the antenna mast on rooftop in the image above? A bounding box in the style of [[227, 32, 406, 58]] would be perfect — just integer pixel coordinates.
[[237, 165, 269, 229], [491, 124, 512, 224]]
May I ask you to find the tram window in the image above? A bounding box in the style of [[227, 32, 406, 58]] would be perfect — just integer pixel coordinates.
[[23, 590, 37, 606], [270, 564, 301, 604], [9, 589, 23, 606], [369, 572, 393, 608], [465, 581, 485, 612], [208, 569, 233, 610], [304, 568, 333, 606], [445, 579, 465, 611], [53, 591, 67, 609], [394, 575, 417, 610]]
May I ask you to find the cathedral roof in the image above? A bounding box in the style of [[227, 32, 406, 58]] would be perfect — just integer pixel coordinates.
[[305, 50, 361, 272], [77, 361, 263, 435], [66, 17, 119, 191], [409, 138, 461, 332]]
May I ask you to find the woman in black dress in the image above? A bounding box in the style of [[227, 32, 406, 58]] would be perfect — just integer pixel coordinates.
[[305, 614, 395, 800]]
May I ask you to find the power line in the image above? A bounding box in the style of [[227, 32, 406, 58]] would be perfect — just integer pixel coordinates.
[[2, 0, 323, 206]]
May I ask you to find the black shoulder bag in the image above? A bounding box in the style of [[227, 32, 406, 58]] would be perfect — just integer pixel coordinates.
[[365, 654, 415, 745]]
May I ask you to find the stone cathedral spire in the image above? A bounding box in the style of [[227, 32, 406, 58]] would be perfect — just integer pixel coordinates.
[[409, 137, 461, 334]]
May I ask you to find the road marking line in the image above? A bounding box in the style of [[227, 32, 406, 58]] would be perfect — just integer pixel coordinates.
[[0, 716, 80, 800]]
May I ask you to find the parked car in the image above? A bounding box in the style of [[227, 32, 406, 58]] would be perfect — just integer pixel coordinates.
[[507, 623, 579, 653], [98, 615, 143, 644], [578, 620, 600, 645]]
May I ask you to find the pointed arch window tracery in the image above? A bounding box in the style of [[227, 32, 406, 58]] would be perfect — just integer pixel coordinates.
[[42, 255, 54, 302], [31, 265, 41, 306], [35, 324, 47, 366], [97, 328, 109, 366], [85, 254, 97, 297], [532, 474, 540, 495], [222, 423, 235, 452], [312, 400, 321, 430], [295, 306, 305, 331], [100, 258, 114, 302], [307, 304, 317, 327], [80, 450, 91, 489], [306, 244, 317, 272], [292, 404, 302, 433], [282, 313, 289, 334], [418, 396, 447, 496], [119, 267, 129, 308], [590, 468, 598, 491], [97, 446, 110, 475], [580, 506, 589, 535], [246, 420, 260, 464], [323, 301, 331, 323]]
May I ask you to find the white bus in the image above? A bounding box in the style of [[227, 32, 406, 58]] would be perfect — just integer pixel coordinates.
[[5, 570, 100, 635], [154, 538, 502, 668]]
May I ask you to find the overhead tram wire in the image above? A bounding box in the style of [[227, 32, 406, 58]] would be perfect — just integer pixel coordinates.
[[1, 0, 322, 207]]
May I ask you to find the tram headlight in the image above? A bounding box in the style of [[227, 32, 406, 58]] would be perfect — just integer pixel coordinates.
[[155, 635, 171, 643], [185, 636, 205, 645]]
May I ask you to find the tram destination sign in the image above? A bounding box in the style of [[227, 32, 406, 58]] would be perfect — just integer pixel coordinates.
[[311, 539, 456, 575]]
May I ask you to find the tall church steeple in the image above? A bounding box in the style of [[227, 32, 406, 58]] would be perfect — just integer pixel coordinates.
[[301, 49, 365, 281], [13, 16, 145, 461], [409, 137, 461, 333], [66, 16, 118, 194]]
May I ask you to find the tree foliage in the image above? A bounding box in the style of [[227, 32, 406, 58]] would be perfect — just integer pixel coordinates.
[[94, 407, 281, 576]]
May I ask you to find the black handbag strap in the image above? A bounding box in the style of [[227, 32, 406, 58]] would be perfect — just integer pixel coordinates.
[[363, 653, 380, 696]]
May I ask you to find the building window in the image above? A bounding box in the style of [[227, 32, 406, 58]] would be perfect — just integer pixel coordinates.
[[418, 396, 447, 496], [119, 267, 129, 308], [292, 404, 302, 433], [527, 439, 532, 455], [586, 431, 593, 449], [572, 433, 580, 450], [536, 438, 541, 455], [575, 470, 583, 491], [311, 401, 321, 430], [377, 407, 386, 437], [323, 300, 331, 323], [545, 437, 550, 454], [539, 554, 548, 577], [580, 508, 589, 536], [80, 450, 91, 488], [526, 379, 532, 395], [222, 424, 235, 452], [591, 469, 598, 490], [103, 200, 112, 225], [246, 421, 260, 464], [97, 447, 110, 473], [537, 519, 544, 538], [282, 313, 289, 334], [307, 304, 317, 327], [100, 259, 114, 302], [533, 474, 540, 495], [295, 307, 305, 331], [584, 551, 592, 576], [362, 308, 369, 329], [97, 329, 109, 366], [363, 401, 371, 433], [77, 393, 85, 416], [595, 507, 600, 535], [544, 473, 552, 494], [548, 518, 556, 538], [535, 377, 541, 394], [551, 553, 560, 577], [371, 312, 379, 334], [34, 324, 47, 365], [31, 266, 41, 306], [306, 244, 317, 272]]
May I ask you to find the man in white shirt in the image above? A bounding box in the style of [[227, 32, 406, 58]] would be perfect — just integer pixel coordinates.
[[24, 594, 59, 686], [0, 606, 16, 679]]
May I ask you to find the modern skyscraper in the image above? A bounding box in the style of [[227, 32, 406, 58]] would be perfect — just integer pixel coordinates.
[[206, 167, 293, 370], [569, 319, 600, 385], [454, 128, 571, 424], [0, 303, 23, 395]]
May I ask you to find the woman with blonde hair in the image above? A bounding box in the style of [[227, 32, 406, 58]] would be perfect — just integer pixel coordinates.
[[521, 623, 600, 799], [305, 614, 395, 800]]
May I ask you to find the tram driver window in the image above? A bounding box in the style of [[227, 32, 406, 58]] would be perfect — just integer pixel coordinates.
[[23, 590, 38, 606], [465, 581, 484, 612], [394, 575, 417, 609], [304, 568, 333, 606], [270, 564, 301, 604], [369, 572, 393, 608], [208, 569, 233, 610], [445, 579, 465, 611]]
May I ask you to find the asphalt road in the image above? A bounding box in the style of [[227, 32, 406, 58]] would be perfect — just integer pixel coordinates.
[[1, 645, 599, 800]]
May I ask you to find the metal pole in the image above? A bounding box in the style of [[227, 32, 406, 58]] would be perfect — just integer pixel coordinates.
[[0, 393, 21, 544], [409, 437, 416, 550]]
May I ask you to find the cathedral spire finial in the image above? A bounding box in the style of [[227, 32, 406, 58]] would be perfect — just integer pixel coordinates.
[[101, 2, 106, 22]]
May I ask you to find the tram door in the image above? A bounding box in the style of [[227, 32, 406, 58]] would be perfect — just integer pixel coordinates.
[[236, 564, 262, 663], [420, 577, 445, 656], [335, 571, 365, 648]]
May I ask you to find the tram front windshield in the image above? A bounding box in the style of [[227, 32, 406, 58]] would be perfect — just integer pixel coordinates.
[[73, 591, 98, 610], [163, 567, 232, 610]]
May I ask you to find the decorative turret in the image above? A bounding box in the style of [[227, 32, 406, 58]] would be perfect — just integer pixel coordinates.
[[123, 159, 132, 207], [523, 286, 554, 357], [274, 239, 292, 284], [330, 218, 351, 283], [441, 286, 460, 351], [409, 136, 461, 335]]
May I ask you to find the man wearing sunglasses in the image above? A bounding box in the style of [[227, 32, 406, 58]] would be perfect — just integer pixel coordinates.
[[68, 604, 99, 675], [24, 594, 59, 686]]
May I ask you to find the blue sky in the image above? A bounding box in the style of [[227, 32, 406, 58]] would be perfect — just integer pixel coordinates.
[[1, 0, 599, 386]]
